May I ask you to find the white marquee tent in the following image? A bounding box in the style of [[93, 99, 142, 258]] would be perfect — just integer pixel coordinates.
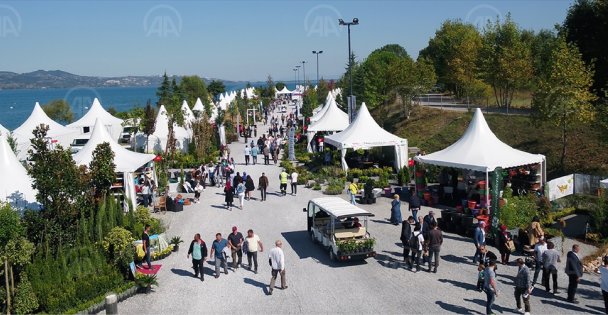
[[193, 97, 205, 113], [310, 93, 335, 123], [181, 100, 195, 130], [325, 102, 408, 171], [13, 102, 79, 161], [73, 119, 155, 210], [306, 95, 349, 152], [414, 108, 546, 207], [0, 123, 8, 136], [0, 133, 38, 209], [67, 98, 124, 141], [135, 105, 190, 153], [275, 86, 292, 97]]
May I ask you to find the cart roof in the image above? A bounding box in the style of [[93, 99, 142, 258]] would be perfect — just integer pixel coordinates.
[[310, 197, 375, 219]]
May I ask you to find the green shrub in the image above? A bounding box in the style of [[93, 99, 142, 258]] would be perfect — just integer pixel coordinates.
[[324, 178, 345, 195], [313, 183, 322, 190], [499, 187, 539, 229], [132, 206, 164, 237], [102, 227, 136, 277], [13, 273, 39, 315]]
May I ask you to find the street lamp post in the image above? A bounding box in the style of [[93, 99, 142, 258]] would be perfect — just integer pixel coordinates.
[[293, 68, 297, 90], [312, 51, 323, 84], [301, 61, 307, 85], [295, 65, 301, 88], [339, 18, 359, 122]]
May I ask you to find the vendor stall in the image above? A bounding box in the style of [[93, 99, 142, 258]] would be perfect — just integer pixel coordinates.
[[306, 95, 349, 152]]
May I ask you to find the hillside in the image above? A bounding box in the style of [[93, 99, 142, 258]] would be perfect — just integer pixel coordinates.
[[372, 104, 608, 178]]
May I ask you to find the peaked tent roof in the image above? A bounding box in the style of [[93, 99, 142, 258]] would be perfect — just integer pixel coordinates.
[[181, 100, 195, 126], [276, 86, 292, 94], [414, 108, 545, 172], [325, 102, 407, 150], [193, 97, 205, 112], [13, 102, 75, 138], [0, 122, 8, 136], [153, 105, 190, 139], [73, 119, 155, 173], [0, 133, 38, 207], [307, 96, 349, 132], [310, 93, 335, 122], [67, 98, 123, 128]]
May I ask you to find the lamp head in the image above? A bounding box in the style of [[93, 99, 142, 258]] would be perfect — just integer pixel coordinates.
[[352, 18, 359, 24], [312, 50, 316, 54], [319, 50, 323, 54], [338, 18, 345, 25]]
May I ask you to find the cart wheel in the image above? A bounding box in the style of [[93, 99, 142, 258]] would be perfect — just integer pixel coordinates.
[[329, 247, 335, 261]]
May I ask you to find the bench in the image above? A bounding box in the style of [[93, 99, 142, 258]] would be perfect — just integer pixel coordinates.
[[334, 227, 367, 240]]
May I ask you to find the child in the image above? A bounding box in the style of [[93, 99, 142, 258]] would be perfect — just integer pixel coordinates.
[[477, 263, 485, 292]]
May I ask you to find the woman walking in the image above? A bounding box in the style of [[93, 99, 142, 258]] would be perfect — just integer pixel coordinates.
[[224, 181, 234, 209], [390, 194, 402, 225], [245, 175, 255, 200], [497, 224, 512, 265], [236, 181, 246, 210], [187, 233, 208, 281]]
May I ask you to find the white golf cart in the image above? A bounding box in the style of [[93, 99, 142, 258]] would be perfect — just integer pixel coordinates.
[[304, 197, 376, 262]]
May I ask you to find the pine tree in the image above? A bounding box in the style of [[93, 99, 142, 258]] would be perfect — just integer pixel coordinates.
[[156, 72, 172, 107]]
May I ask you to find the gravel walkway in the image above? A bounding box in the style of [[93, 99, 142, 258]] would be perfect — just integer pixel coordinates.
[[113, 119, 605, 315]]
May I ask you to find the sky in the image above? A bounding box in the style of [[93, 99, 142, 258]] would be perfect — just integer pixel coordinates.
[[0, 0, 573, 82]]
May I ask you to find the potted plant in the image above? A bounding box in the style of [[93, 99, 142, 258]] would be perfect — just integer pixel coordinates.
[[135, 274, 158, 294], [170, 236, 183, 252]]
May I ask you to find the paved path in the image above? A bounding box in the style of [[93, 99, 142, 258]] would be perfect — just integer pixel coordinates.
[[115, 118, 605, 314]]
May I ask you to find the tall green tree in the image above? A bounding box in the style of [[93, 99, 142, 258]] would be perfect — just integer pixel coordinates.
[[207, 79, 226, 100], [275, 82, 286, 91], [479, 14, 534, 111], [42, 100, 74, 124], [89, 142, 116, 200], [563, 0, 608, 99], [532, 37, 597, 171], [156, 72, 172, 107], [179, 75, 209, 110], [142, 101, 156, 153]]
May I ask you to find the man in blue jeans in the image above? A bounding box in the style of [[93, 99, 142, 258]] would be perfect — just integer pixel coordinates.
[[408, 188, 421, 223], [473, 221, 486, 264], [484, 261, 499, 315], [209, 233, 229, 278]]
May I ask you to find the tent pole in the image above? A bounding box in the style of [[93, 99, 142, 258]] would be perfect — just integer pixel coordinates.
[[486, 170, 489, 213]]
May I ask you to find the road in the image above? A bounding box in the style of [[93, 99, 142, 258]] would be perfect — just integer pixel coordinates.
[[114, 116, 604, 315]]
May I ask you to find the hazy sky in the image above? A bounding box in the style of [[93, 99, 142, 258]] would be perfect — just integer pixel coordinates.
[[0, 0, 572, 82]]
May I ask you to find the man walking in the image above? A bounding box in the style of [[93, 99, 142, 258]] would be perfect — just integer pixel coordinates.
[[245, 229, 264, 274], [228, 226, 244, 269], [484, 261, 499, 315], [244, 145, 251, 165], [251, 144, 259, 165], [423, 210, 437, 240], [565, 244, 583, 303], [259, 172, 269, 201], [473, 222, 486, 264], [209, 233, 229, 278], [187, 233, 208, 281], [263, 145, 270, 165], [268, 240, 287, 295], [279, 169, 288, 196], [427, 221, 443, 273], [532, 237, 547, 285], [290, 170, 298, 196], [542, 241, 560, 294], [514, 258, 532, 315], [400, 216, 414, 267], [408, 188, 421, 223]]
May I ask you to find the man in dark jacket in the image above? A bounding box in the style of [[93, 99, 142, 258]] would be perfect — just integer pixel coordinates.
[[400, 216, 414, 267], [258, 173, 269, 201], [427, 221, 443, 273], [565, 244, 583, 303], [473, 221, 486, 264], [422, 210, 437, 239], [408, 188, 421, 223]]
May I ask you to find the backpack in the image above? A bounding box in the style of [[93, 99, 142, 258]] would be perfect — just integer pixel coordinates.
[[409, 232, 420, 250]]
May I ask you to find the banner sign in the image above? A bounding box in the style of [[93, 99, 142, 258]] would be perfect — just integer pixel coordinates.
[[548, 174, 574, 201]]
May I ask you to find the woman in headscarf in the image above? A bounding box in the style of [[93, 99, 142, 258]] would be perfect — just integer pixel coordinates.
[[527, 216, 544, 246], [497, 224, 512, 264], [224, 181, 234, 210]]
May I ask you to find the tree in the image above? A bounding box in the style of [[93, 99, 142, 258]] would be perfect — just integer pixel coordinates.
[[479, 14, 534, 111], [563, 0, 608, 99], [315, 79, 330, 106], [156, 72, 172, 107], [420, 20, 483, 99], [142, 101, 156, 153], [42, 100, 74, 124], [191, 110, 214, 163], [179, 75, 209, 110], [275, 82, 286, 91], [27, 125, 88, 250], [207, 80, 226, 100], [532, 36, 597, 171], [89, 142, 116, 200], [301, 88, 318, 119]]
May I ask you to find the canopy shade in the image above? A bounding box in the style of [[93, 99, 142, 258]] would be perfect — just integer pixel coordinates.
[[0, 133, 38, 209], [309, 93, 335, 123], [324, 102, 408, 171], [311, 197, 375, 219], [414, 108, 545, 172], [13, 102, 78, 160], [67, 98, 124, 141], [73, 119, 155, 173], [276, 86, 292, 94], [193, 97, 205, 112], [307, 97, 348, 133]]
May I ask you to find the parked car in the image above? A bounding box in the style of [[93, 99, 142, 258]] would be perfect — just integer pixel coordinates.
[[120, 126, 137, 144], [304, 197, 376, 262]]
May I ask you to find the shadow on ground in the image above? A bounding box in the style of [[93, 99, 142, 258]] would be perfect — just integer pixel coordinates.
[[435, 301, 482, 314], [438, 278, 478, 291], [281, 230, 366, 268]]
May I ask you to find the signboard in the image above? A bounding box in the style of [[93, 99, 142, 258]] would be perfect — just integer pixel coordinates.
[[288, 127, 295, 161], [548, 174, 574, 201], [490, 167, 503, 235]]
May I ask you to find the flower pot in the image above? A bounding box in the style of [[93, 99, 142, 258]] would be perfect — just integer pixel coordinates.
[[172, 245, 179, 252]]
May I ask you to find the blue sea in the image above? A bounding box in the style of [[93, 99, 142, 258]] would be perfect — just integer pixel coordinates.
[[0, 82, 281, 130]]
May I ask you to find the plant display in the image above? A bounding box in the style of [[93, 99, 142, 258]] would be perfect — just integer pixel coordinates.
[[324, 178, 345, 195], [102, 227, 136, 277], [336, 238, 375, 254], [152, 246, 174, 261], [135, 274, 158, 293], [499, 186, 539, 229]]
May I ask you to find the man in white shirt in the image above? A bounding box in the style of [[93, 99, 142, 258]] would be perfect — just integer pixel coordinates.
[[244, 145, 251, 165], [290, 171, 298, 196], [268, 240, 286, 295], [245, 229, 264, 274], [532, 237, 547, 285]]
